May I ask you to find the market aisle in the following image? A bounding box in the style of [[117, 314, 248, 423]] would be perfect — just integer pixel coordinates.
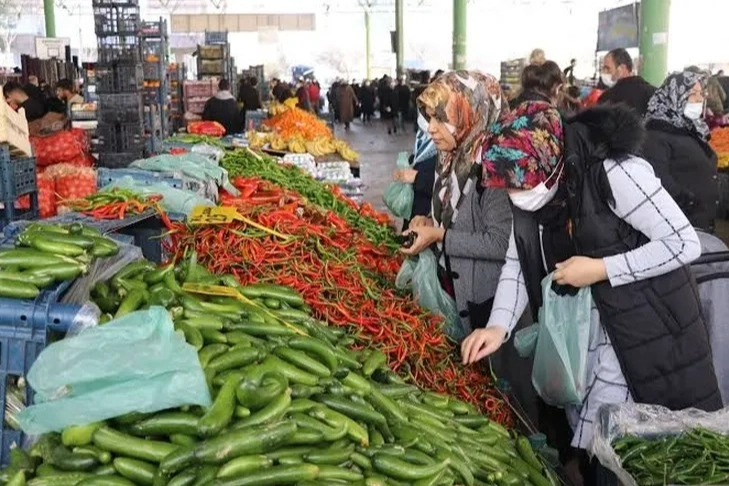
[[337, 121, 415, 213]]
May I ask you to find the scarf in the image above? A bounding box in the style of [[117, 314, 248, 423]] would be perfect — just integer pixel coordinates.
[[482, 101, 564, 190], [645, 71, 710, 141], [417, 71, 507, 228]]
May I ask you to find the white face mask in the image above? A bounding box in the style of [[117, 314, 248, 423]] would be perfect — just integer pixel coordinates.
[[684, 102, 704, 120], [601, 73, 616, 88], [509, 181, 559, 212]]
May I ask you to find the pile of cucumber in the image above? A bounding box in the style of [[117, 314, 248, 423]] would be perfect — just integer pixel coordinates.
[[0, 223, 119, 300], [0, 259, 558, 486]]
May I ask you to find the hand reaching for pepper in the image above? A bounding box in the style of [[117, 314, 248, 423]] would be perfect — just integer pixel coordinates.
[[399, 226, 445, 256]]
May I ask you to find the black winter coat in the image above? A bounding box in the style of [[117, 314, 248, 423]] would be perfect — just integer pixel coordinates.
[[642, 120, 719, 232], [202, 96, 242, 135], [238, 85, 262, 111], [598, 76, 656, 116], [513, 105, 722, 414]]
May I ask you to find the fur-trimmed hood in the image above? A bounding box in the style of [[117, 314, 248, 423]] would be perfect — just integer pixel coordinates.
[[565, 103, 645, 164]]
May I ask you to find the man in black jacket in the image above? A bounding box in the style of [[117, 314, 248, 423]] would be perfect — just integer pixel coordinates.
[[3, 82, 46, 122], [202, 79, 242, 135], [598, 48, 655, 116]]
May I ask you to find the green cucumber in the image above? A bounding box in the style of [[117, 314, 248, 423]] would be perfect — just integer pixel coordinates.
[[112, 458, 156, 486], [0, 278, 39, 299]]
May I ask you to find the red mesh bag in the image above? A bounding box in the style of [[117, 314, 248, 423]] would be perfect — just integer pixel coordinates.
[[37, 172, 57, 218], [31, 129, 92, 168]]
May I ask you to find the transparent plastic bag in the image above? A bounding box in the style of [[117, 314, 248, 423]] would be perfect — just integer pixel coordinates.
[[591, 403, 729, 486], [395, 249, 462, 341], [383, 152, 415, 219], [191, 143, 225, 163], [130, 153, 238, 196], [62, 240, 144, 305], [104, 176, 215, 216], [18, 307, 211, 434], [513, 273, 591, 407], [65, 303, 102, 337]]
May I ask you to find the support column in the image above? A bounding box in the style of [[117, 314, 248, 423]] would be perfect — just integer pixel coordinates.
[[364, 10, 371, 79], [452, 0, 466, 70], [639, 0, 671, 86], [44, 0, 56, 38], [395, 0, 404, 77]]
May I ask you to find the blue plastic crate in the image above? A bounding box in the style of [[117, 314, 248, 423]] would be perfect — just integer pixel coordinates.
[[3, 210, 156, 240], [0, 153, 37, 201], [117, 215, 164, 263], [97, 168, 184, 190], [0, 193, 39, 231], [204, 31, 227, 44]]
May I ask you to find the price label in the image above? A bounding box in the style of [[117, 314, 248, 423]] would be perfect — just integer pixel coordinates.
[[188, 206, 241, 225]]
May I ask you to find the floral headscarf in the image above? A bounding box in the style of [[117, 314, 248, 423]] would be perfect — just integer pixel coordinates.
[[645, 71, 710, 141], [417, 71, 507, 228], [482, 101, 564, 190]]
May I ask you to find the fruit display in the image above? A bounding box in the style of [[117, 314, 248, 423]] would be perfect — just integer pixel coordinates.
[[0, 257, 556, 486], [0, 223, 119, 299]]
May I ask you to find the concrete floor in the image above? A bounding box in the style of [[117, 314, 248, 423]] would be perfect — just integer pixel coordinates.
[[342, 119, 729, 246]]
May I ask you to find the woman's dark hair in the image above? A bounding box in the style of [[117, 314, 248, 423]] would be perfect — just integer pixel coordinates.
[[521, 61, 563, 95]]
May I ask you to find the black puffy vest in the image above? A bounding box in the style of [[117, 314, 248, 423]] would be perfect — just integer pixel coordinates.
[[513, 147, 723, 413]]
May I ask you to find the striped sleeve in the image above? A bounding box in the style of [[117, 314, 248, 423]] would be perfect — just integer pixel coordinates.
[[602, 156, 701, 287], [487, 229, 529, 337]]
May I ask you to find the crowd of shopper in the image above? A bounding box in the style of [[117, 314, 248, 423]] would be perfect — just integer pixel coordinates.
[[387, 49, 727, 486], [2, 77, 84, 123]]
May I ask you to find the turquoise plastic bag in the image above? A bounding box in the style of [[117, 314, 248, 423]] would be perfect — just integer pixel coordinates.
[[18, 307, 211, 434], [102, 176, 215, 216], [383, 152, 415, 218], [514, 273, 592, 407], [395, 249, 463, 341]]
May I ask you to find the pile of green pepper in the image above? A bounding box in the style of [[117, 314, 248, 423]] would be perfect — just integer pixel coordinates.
[[614, 429, 729, 485], [0, 257, 559, 486]]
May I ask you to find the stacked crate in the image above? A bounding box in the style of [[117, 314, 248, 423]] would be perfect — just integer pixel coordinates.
[[197, 31, 235, 95], [93, 0, 145, 168], [500, 58, 527, 94], [0, 101, 38, 227], [168, 63, 186, 131], [140, 19, 169, 148]]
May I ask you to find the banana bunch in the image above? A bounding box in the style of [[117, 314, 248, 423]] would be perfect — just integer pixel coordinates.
[[305, 137, 337, 157], [270, 134, 288, 151], [246, 131, 270, 149], [287, 135, 308, 154], [268, 101, 290, 116], [332, 139, 360, 162]]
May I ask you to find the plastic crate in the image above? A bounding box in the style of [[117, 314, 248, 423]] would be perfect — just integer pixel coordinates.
[[0, 153, 36, 201], [96, 122, 145, 153], [183, 80, 214, 98], [96, 167, 183, 190], [118, 215, 164, 263], [97, 44, 140, 65], [143, 62, 163, 80], [185, 99, 206, 115], [97, 93, 143, 124], [95, 64, 143, 93], [204, 31, 227, 44], [198, 45, 225, 60], [97, 151, 143, 169], [0, 193, 38, 231], [94, 5, 140, 37], [3, 210, 156, 238]]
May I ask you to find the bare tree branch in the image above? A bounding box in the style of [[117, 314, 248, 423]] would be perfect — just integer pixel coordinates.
[[0, 0, 21, 53]]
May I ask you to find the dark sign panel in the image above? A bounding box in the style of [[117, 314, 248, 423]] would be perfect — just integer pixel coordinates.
[[597, 3, 640, 52]]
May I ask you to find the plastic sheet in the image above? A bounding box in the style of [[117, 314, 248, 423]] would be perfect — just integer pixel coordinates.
[[591, 403, 729, 486], [383, 152, 415, 219], [66, 302, 102, 337], [190, 143, 225, 163], [17, 307, 211, 435], [395, 249, 462, 341], [62, 240, 144, 306], [103, 176, 215, 216], [130, 153, 237, 198], [513, 273, 591, 407]]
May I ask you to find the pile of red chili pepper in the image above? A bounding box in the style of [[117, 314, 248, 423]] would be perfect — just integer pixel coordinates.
[[164, 176, 512, 425], [65, 188, 162, 220]]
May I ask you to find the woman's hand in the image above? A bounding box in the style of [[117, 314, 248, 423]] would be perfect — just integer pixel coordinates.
[[393, 168, 417, 184], [408, 216, 433, 229], [461, 327, 507, 365], [400, 226, 445, 255], [554, 256, 607, 288]]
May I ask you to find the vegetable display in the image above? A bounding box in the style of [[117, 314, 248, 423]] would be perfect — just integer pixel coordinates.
[[0, 223, 119, 299], [220, 150, 397, 250], [64, 189, 162, 220], [613, 429, 729, 485], [164, 177, 512, 424], [0, 258, 556, 486], [710, 127, 729, 169]]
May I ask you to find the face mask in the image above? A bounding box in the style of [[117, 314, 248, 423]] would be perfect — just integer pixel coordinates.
[[684, 102, 704, 120], [509, 181, 559, 212], [601, 73, 616, 88]]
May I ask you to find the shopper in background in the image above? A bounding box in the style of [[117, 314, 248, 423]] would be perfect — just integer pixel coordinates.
[[563, 58, 577, 85], [511, 60, 563, 108], [379, 78, 397, 135], [55, 78, 84, 106], [395, 76, 411, 132], [336, 80, 357, 131], [467, 100, 721, 484], [308, 79, 321, 115], [359, 80, 376, 124], [237, 76, 262, 131], [3, 81, 47, 122], [529, 48, 546, 66], [24, 75, 44, 105], [202, 79, 242, 135], [598, 48, 655, 116], [643, 71, 719, 233], [405, 71, 512, 341], [296, 78, 312, 111], [707, 72, 726, 116]]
